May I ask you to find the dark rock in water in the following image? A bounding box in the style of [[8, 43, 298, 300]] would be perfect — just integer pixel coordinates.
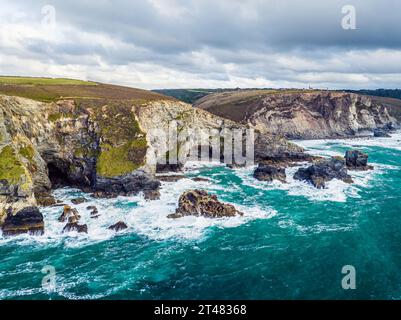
[[192, 177, 210, 182], [71, 197, 87, 205], [226, 163, 247, 169], [169, 189, 243, 219], [253, 164, 286, 183], [86, 205, 98, 214], [90, 191, 116, 199], [1, 207, 44, 236], [86, 205, 99, 218], [294, 157, 353, 189], [62, 222, 88, 233], [345, 150, 373, 171], [95, 170, 161, 197], [156, 163, 184, 173], [157, 174, 185, 182], [373, 129, 391, 138], [144, 189, 160, 201], [58, 205, 81, 223], [108, 221, 128, 232]]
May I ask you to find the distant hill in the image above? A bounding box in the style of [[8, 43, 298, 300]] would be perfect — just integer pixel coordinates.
[[152, 88, 273, 104], [154, 88, 401, 105], [345, 89, 401, 100]]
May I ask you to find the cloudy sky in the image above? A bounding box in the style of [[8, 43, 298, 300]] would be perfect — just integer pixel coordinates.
[[0, 0, 400, 89]]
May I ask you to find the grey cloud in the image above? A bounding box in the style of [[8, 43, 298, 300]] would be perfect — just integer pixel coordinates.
[[1, 0, 401, 89]]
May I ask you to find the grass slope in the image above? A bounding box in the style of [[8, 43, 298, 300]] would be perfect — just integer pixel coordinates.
[[0, 76, 174, 103]]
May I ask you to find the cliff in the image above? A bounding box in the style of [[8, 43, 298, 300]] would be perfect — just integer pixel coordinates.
[[194, 90, 401, 139], [0, 78, 305, 234]]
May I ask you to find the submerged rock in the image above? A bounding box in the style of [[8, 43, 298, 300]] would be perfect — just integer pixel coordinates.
[[108, 221, 128, 232], [192, 177, 210, 182], [58, 205, 81, 223], [294, 157, 353, 189], [345, 150, 373, 171], [156, 174, 186, 182], [144, 189, 161, 201], [62, 222, 88, 233], [1, 207, 44, 236], [253, 164, 286, 183], [86, 205, 99, 219], [169, 189, 243, 219], [71, 197, 87, 205]]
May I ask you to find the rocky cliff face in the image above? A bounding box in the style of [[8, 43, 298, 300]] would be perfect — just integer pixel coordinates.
[[0, 92, 304, 231], [195, 91, 401, 139]]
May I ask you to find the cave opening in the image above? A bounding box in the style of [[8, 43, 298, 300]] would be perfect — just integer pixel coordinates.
[[47, 162, 69, 189]]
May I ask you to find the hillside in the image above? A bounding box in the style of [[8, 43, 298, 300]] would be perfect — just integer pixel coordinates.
[[194, 90, 401, 139], [0, 76, 173, 103]]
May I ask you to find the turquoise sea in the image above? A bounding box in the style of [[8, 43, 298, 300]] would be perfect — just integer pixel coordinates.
[[1, 133, 401, 300]]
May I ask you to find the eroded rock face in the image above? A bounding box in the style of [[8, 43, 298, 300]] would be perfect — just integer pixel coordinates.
[[194, 91, 401, 139], [294, 157, 353, 189], [169, 189, 243, 218], [108, 221, 128, 232], [1, 207, 44, 236], [253, 164, 286, 183], [345, 150, 373, 171]]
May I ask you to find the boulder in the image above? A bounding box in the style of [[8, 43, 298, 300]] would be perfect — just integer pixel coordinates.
[[253, 164, 286, 183], [168, 189, 243, 219], [345, 150, 373, 171], [58, 205, 81, 223], [108, 221, 128, 232], [62, 222, 88, 234], [1, 207, 44, 236], [294, 157, 353, 189]]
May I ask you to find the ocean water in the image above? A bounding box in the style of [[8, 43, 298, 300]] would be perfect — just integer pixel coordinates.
[[1, 132, 401, 300]]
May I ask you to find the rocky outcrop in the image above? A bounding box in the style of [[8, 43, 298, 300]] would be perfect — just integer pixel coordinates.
[[1, 207, 44, 236], [62, 222, 88, 234], [345, 150, 373, 171], [58, 205, 81, 223], [195, 91, 401, 139], [168, 189, 243, 218], [108, 221, 128, 232], [294, 157, 353, 189], [253, 164, 286, 183]]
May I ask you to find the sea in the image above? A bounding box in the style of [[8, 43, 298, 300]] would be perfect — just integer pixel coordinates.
[[1, 132, 401, 299]]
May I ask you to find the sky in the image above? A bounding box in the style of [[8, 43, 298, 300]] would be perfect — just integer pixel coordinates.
[[0, 0, 400, 90]]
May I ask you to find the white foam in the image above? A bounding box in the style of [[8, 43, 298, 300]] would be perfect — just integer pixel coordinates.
[[293, 130, 401, 155], [0, 176, 275, 245]]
